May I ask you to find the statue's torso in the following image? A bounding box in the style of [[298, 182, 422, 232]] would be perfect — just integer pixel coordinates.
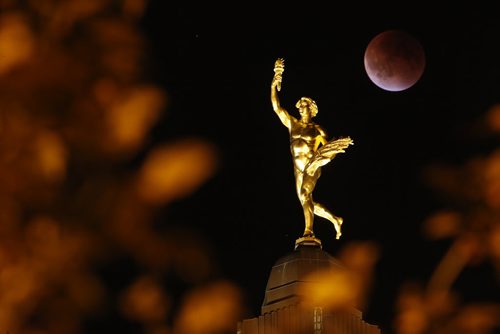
[[289, 121, 322, 172]]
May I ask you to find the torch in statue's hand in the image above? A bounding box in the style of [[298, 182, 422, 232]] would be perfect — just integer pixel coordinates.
[[273, 58, 285, 91]]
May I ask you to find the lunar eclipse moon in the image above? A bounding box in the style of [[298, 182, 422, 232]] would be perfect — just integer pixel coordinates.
[[364, 30, 426, 92]]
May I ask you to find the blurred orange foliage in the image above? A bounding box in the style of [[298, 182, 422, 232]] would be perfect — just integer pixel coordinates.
[[0, 1, 223, 333], [393, 104, 500, 333]]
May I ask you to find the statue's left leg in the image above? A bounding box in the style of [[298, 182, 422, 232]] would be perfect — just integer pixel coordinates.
[[313, 203, 343, 239]]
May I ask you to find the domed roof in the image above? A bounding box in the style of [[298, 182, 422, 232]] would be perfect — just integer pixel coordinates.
[[261, 243, 345, 313]]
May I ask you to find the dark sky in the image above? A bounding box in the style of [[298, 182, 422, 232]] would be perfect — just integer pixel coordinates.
[[139, 3, 500, 332]]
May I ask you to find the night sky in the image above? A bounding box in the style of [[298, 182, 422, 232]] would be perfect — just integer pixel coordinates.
[[139, 4, 500, 332]]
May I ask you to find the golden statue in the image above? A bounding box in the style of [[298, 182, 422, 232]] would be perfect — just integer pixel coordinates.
[[271, 58, 353, 242]]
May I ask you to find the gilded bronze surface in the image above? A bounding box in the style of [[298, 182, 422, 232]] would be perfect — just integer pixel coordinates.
[[271, 58, 353, 240]]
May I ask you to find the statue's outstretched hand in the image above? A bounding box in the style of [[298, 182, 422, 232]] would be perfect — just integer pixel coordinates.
[[273, 58, 285, 91]]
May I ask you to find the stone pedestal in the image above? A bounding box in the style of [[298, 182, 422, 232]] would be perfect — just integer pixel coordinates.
[[237, 243, 380, 334]]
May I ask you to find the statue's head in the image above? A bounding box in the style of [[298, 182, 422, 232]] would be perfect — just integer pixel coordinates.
[[296, 97, 318, 118]]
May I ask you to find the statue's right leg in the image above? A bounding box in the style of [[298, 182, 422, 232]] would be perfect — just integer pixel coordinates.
[[299, 177, 315, 237]]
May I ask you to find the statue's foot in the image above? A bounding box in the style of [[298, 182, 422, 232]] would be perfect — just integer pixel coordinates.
[[303, 229, 315, 238], [335, 217, 343, 239]]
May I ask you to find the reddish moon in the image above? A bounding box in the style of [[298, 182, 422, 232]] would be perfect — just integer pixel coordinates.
[[364, 30, 426, 92]]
